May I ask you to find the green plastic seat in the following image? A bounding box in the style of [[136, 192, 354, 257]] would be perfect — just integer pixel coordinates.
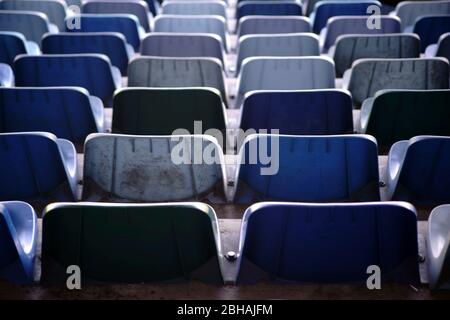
[[360, 89, 450, 152], [112, 88, 227, 140], [41, 202, 224, 284]]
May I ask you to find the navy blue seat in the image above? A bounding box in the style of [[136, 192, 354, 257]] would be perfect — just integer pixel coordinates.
[[0, 87, 104, 145], [426, 32, 450, 62], [42, 32, 132, 75], [66, 14, 143, 51], [387, 136, 450, 206], [237, 202, 420, 285], [240, 90, 353, 135], [0, 31, 34, 66], [0, 133, 78, 206], [0, 63, 13, 87], [233, 134, 380, 203], [237, 1, 303, 20], [413, 15, 450, 52], [0, 201, 37, 284], [13, 54, 121, 106], [311, 1, 381, 34]]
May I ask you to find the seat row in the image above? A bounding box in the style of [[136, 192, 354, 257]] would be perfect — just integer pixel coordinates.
[[1, 132, 450, 207], [1, 87, 450, 152], [2, 200, 449, 290]]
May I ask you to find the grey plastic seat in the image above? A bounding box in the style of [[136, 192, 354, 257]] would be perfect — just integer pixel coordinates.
[[154, 15, 229, 51], [343, 58, 450, 107], [393, 0, 450, 31], [0, 31, 40, 66], [82, 134, 227, 202], [321, 16, 401, 53], [332, 34, 420, 77], [0, 63, 13, 87], [427, 204, 450, 290], [82, 0, 152, 32], [236, 57, 335, 108], [128, 56, 227, 106], [235, 33, 320, 73], [0, 11, 56, 49], [162, 1, 227, 19], [140, 33, 225, 66], [237, 16, 311, 37], [0, 0, 67, 31]]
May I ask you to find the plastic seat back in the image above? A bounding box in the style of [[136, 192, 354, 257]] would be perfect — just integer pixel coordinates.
[[413, 15, 450, 52], [237, 16, 311, 37], [0, 11, 52, 46]]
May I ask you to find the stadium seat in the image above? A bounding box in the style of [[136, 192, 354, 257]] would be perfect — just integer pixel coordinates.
[[237, 16, 311, 37], [0, 201, 37, 284], [0, 11, 56, 49], [236, 57, 335, 108], [0, 31, 40, 66], [41, 202, 224, 284], [42, 32, 133, 75], [412, 15, 450, 52], [154, 15, 229, 51], [66, 14, 144, 51], [237, 1, 302, 20], [321, 16, 401, 53], [235, 33, 320, 73], [427, 204, 450, 290], [0, 87, 104, 145], [128, 56, 227, 106], [141, 33, 225, 66], [237, 202, 420, 285], [360, 90, 450, 152], [387, 136, 450, 205], [343, 58, 450, 107], [311, 0, 381, 34], [0, 132, 77, 204], [393, 0, 450, 31], [233, 134, 380, 203], [162, 1, 227, 18], [240, 89, 353, 135], [82, 134, 227, 202], [112, 88, 227, 142], [13, 54, 121, 106], [332, 34, 421, 78], [305, 0, 368, 16], [82, 0, 152, 32], [426, 32, 450, 62], [0, 0, 67, 31], [0, 63, 13, 87]]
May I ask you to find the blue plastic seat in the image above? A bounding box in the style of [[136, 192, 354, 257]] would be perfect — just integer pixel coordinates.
[[427, 204, 450, 290], [14, 54, 121, 107], [0, 132, 78, 205], [0, 31, 39, 66], [426, 32, 450, 63], [0, 63, 13, 87], [0, 11, 56, 49], [82, 0, 152, 32], [387, 136, 450, 206], [237, 202, 420, 284], [394, 0, 450, 31], [0, 0, 67, 31], [240, 89, 353, 135], [162, 1, 227, 18], [413, 15, 450, 52], [0, 87, 104, 145], [237, 1, 302, 20], [311, 0, 381, 34], [0, 201, 37, 284], [236, 57, 335, 108], [233, 134, 380, 203], [42, 32, 132, 75], [66, 14, 143, 51], [154, 15, 229, 51], [321, 16, 401, 53], [141, 33, 225, 66], [237, 16, 311, 37]]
